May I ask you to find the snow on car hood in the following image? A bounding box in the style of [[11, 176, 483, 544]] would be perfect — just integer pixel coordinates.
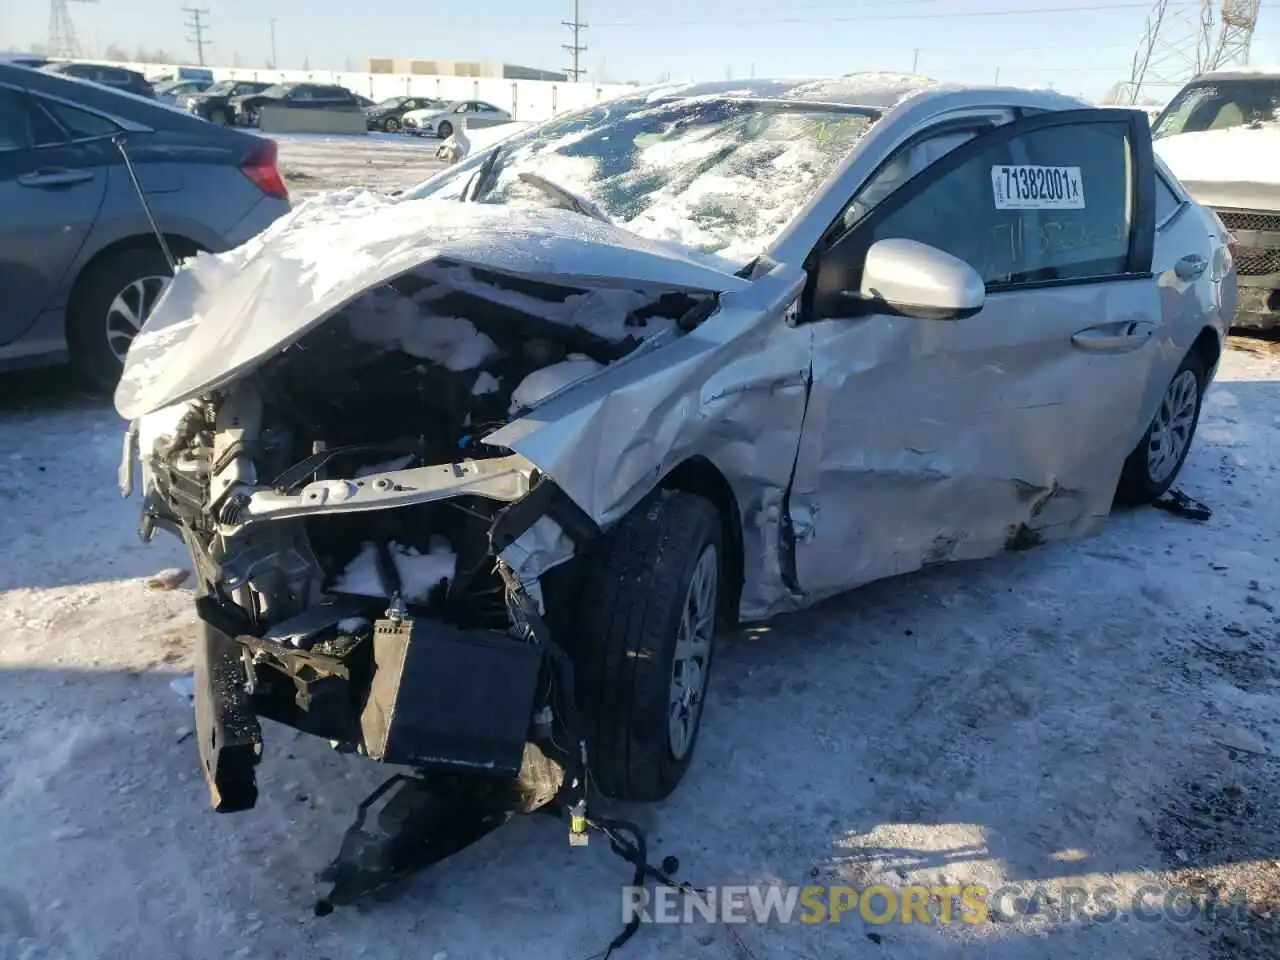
[[113, 189, 748, 421], [1155, 124, 1280, 187]]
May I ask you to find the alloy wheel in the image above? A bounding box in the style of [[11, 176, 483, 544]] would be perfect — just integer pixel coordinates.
[[106, 275, 169, 362], [1146, 369, 1200, 484], [668, 544, 718, 761]]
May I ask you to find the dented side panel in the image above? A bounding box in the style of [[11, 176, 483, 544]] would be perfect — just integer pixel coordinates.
[[791, 278, 1163, 604], [488, 270, 813, 618]]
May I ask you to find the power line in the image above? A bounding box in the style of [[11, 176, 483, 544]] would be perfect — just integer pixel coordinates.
[[582, 1, 1204, 28], [182, 6, 211, 65], [562, 0, 588, 81]]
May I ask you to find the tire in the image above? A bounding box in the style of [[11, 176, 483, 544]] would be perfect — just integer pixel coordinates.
[[1116, 348, 1208, 505], [436, 120, 453, 140], [383, 117, 400, 133], [572, 490, 722, 802], [67, 247, 173, 393]]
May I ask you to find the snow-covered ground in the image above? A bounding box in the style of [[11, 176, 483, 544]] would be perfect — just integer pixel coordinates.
[[3, 138, 1280, 960]]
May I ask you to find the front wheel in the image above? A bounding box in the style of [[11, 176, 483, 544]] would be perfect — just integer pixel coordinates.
[[1116, 349, 1207, 504], [383, 117, 400, 133], [572, 491, 722, 802], [436, 120, 453, 139], [67, 247, 173, 393]]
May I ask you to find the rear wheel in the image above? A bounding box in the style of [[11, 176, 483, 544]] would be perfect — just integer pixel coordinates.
[[67, 248, 172, 393], [571, 491, 722, 802], [383, 117, 400, 133], [436, 120, 453, 139], [1116, 349, 1207, 504]]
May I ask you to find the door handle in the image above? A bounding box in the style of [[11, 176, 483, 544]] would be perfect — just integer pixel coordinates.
[[1071, 321, 1157, 353], [17, 169, 94, 188], [1175, 254, 1208, 281]]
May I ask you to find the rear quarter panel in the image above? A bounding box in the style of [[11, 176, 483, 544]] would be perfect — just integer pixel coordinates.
[[1131, 196, 1234, 450], [54, 148, 284, 310]]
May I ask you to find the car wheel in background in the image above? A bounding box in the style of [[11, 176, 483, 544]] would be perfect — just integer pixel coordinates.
[[1116, 348, 1208, 505], [208, 108, 228, 124], [570, 490, 722, 802], [67, 248, 173, 393], [436, 120, 453, 139], [383, 117, 400, 133]]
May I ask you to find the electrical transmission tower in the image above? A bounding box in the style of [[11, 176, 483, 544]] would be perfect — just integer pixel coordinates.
[[47, 0, 97, 58], [1118, 0, 1264, 104], [562, 0, 588, 82], [1207, 0, 1262, 69], [183, 6, 212, 66]]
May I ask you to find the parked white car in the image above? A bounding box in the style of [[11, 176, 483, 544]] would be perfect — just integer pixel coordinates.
[[402, 99, 512, 138]]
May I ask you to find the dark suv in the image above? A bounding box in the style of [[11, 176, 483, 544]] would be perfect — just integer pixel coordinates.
[[40, 61, 155, 99], [228, 82, 362, 127], [182, 79, 272, 123], [0, 63, 290, 389]]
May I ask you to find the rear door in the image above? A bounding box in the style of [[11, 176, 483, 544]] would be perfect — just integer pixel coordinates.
[[470, 102, 506, 128], [0, 85, 106, 345], [790, 107, 1162, 599]]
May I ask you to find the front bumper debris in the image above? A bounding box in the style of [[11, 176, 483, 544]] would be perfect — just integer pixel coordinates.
[[194, 621, 263, 813], [1233, 278, 1280, 331]]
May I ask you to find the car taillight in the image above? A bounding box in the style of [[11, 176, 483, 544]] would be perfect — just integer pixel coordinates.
[[241, 138, 288, 201]]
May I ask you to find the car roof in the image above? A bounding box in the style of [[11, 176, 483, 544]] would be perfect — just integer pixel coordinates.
[[44, 60, 146, 78], [632, 73, 1090, 114], [0, 62, 262, 142], [1192, 67, 1280, 81]]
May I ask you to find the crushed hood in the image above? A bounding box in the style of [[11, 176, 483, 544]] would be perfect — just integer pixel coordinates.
[[114, 190, 748, 420]]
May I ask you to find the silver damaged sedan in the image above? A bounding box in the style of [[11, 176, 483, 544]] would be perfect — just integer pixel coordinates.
[[116, 74, 1235, 819]]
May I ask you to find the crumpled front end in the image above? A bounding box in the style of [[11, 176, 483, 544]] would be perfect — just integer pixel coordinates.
[[121, 197, 742, 812]]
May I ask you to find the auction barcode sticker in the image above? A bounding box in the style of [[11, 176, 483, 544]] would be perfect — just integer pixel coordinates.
[[991, 165, 1085, 210]]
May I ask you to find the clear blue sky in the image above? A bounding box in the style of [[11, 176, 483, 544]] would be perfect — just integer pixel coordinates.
[[3, 0, 1278, 100]]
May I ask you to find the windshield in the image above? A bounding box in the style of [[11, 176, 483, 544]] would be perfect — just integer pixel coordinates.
[[1153, 78, 1280, 139], [405, 94, 879, 262]]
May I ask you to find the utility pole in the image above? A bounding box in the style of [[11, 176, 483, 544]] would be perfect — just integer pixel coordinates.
[[182, 6, 210, 65], [911, 48, 919, 72], [994, 65, 1001, 84], [562, 0, 587, 82], [268, 17, 277, 69]]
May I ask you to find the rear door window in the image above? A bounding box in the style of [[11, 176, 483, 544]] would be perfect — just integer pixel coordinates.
[[0, 88, 34, 151], [39, 99, 119, 141]]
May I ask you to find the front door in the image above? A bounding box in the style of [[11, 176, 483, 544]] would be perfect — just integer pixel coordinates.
[[790, 108, 1162, 601]]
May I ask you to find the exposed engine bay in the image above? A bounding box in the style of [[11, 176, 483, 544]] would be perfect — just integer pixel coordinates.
[[128, 257, 716, 869]]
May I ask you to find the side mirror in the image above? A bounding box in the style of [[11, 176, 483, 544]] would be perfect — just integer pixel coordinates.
[[857, 238, 985, 320]]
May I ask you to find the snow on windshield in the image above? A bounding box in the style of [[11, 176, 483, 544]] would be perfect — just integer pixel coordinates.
[[1154, 78, 1280, 139], [413, 96, 879, 263]]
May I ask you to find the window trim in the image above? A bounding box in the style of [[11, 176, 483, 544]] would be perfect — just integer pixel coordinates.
[[1155, 173, 1187, 232], [33, 95, 123, 144], [814, 107, 1156, 303], [0, 80, 150, 134], [822, 114, 1005, 247]]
